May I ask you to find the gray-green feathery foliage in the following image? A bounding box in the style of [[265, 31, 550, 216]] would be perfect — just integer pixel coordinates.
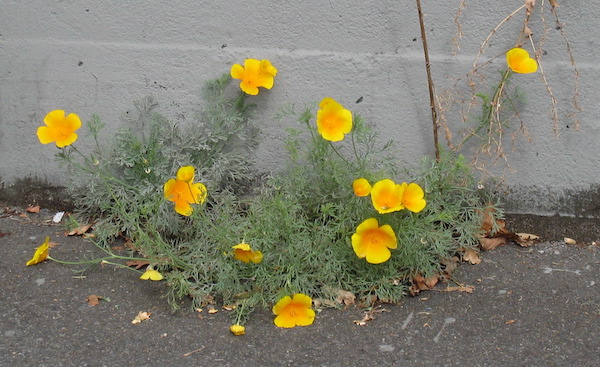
[[57, 75, 501, 323]]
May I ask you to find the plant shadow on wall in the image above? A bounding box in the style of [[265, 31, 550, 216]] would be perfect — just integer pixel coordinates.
[[26, 0, 577, 335]]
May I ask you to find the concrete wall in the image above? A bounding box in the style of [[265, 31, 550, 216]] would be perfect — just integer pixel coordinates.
[[1, 0, 598, 216]]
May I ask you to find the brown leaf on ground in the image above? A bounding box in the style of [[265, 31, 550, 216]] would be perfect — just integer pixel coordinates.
[[441, 256, 460, 275], [353, 306, 386, 326], [26, 205, 41, 213], [334, 289, 356, 306], [480, 206, 497, 236], [126, 260, 150, 269], [131, 311, 151, 324], [479, 237, 507, 251], [463, 249, 481, 264], [68, 223, 93, 236], [410, 274, 439, 295], [441, 285, 475, 293], [549, 0, 559, 8], [86, 294, 103, 307]]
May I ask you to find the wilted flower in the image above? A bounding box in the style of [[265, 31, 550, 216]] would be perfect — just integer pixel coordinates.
[[232, 243, 263, 264], [26, 236, 50, 266], [316, 97, 352, 142], [229, 324, 246, 336], [140, 266, 163, 281], [400, 182, 427, 213], [230, 58, 278, 95], [353, 178, 372, 197], [351, 218, 397, 264], [37, 110, 81, 148], [272, 293, 315, 328], [163, 166, 207, 216], [506, 48, 537, 74], [370, 179, 404, 214]]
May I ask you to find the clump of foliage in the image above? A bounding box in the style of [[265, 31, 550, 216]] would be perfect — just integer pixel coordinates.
[[49, 72, 499, 325]]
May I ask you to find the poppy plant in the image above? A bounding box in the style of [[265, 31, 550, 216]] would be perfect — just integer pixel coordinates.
[[272, 293, 316, 328], [353, 178, 372, 197], [506, 48, 537, 74], [26, 236, 50, 266], [37, 110, 81, 148], [316, 97, 353, 142], [351, 218, 397, 264], [232, 243, 263, 264], [163, 166, 207, 216], [230, 58, 278, 95]]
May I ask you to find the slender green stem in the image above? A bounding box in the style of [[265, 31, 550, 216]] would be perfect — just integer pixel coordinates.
[[48, 256, 144, 273], [328, 142, 355, 170]]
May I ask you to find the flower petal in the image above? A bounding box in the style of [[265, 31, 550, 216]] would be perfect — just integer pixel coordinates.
[[43, 110, 66, 128], [37, 126, 56, 145], [272, 295, 292, 315], [176, 166, 195, 182], [26, 236, 50, 266]]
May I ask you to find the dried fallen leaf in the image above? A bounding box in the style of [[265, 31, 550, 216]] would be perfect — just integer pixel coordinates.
[[26, 205, 41, 213], [334, 289, 356, 306], [549, 0, 559, 8], [131, 311, 151, 324], [505, 319, 517, 325], [207, 306, 218, 314], [126, 260, 150, 269], [441, 256, 460, 275], [443, 285, 475, 293], [479, 237, 507, 251], [410, 274, 439, 295], [86, 294, 102, 307], [68, 223, 93, 236], [222, 305, 237, 311], [353, 306, 386, 326], [463, 249, 482, 264]]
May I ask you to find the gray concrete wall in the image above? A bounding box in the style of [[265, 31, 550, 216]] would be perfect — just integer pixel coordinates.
[[1, 1, 598, 216]]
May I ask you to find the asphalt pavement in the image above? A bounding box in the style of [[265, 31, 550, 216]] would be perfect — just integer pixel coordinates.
[[1, 206, 599, 367]]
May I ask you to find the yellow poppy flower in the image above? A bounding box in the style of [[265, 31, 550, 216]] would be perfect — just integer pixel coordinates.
[[272, 293, 315, 328], [353, 178, 372, 197], [506, 48, 538, 74], [26, 236, 50, 266], [316, 97, 353, 142], [232, 243, 263, 264], [230, 58, 278, 95], [400, 182, 427, 213], [164, 166, 207, 216], [370, 179, 405, 214], [140, 266, 163, 281], [229, 324, 246, 336], [37, 110, 81, 148], [351, 218, 397, 264]]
